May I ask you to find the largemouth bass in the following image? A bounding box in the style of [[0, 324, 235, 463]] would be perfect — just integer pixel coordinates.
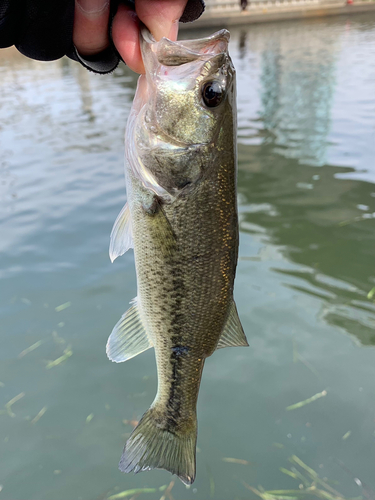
[[107, 28, 247, 485]]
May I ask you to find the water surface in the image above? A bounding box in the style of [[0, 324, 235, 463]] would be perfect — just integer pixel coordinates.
[[0, 13, 374, 500]]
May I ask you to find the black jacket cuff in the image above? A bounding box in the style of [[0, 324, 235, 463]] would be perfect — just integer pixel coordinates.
[[67, 43, 120, 74]]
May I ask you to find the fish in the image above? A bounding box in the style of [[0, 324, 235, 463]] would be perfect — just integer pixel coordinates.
[[107, 27, 248, 485]]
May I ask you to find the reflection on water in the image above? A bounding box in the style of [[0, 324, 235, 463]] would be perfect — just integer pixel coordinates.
[[0, 13, 375, 500], [237, 153, 375, 346], [259, 29, 336, 166], [227, 19, 375, 348]]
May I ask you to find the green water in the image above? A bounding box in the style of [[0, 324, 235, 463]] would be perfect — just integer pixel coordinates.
[[1, 13, 374, 500]]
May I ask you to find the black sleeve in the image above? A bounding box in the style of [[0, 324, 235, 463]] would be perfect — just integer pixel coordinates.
[[0, 0, 205, 74]]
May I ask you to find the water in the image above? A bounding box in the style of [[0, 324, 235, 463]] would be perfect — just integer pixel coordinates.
[[0, 13, 374, 500]]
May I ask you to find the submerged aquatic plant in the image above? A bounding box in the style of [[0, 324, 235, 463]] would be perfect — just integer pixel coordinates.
[[242, 455, 365, 500]]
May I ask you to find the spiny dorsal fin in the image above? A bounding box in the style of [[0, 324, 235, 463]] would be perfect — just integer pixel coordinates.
[[106, 298, 153, 363], [109, 202, 133, 263], [216, 301, 248, 349]]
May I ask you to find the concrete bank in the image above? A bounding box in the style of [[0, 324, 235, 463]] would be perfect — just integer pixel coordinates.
[[180, 0, 375, 28]]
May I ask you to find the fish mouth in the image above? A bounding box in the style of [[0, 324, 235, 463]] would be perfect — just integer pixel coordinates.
[[141, 27, 230, 67]]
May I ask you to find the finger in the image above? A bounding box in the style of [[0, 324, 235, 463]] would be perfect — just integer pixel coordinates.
[[136, 0, 188, 41], [112, 4, 144, 74], [73, 0, 110, 56], [112, 0, 188, 74]]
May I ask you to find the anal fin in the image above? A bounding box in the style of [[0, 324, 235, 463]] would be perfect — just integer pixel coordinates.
[[109, 202, 133, 263], [106, 298, 153, 362], [216, 301, 248, 349]]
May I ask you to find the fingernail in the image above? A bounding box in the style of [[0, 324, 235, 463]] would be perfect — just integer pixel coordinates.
[[168, 21, 179, 41], [76, 0, 109, 17], [150, 18, 178, 42]]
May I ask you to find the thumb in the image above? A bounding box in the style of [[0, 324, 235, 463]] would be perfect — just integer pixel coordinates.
[[135, 0, 188, 41]]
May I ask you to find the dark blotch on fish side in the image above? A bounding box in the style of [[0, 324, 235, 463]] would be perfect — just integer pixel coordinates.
[[171, 345, 190, 356]]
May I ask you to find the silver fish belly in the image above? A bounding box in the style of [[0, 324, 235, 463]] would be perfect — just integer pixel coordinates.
[[107, 28, 248, 485]]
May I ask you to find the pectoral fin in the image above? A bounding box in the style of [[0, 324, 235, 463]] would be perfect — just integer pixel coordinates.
[[109, 202, 133, 263], [216, 301, 248, 349], [106, 298, 153, 362]]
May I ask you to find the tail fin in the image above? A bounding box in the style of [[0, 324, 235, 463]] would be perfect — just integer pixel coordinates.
[[119, 407, 197, 485]]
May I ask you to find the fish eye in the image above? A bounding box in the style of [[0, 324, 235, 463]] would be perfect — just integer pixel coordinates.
[[202, 81, 224, 108]]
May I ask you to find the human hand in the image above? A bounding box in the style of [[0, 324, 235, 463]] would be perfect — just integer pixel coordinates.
[[73, 0, 189, 74]]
